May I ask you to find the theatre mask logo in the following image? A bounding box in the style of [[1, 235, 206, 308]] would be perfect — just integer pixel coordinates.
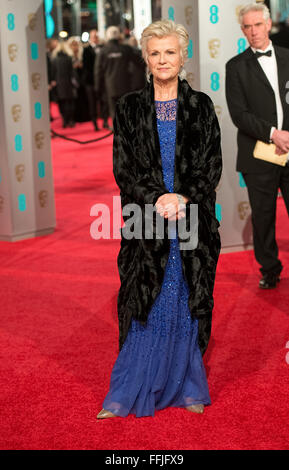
[[39, 190, 48, 208], [185, 6, 193, 25], [11, 104, 22, 122], [35, 132, 45, 149], [31, 73, 41, 90], [15, 164, 25, 183], [238, 201, 250, 220], [208, 39, 221, 59], [28, 13, 37, 31], [8, 44, 18, 62]]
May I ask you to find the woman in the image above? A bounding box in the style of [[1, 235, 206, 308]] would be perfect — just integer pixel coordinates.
[[97, 20, 222, 419], [51, 41, 76, 128], [66, 36, 90, 123]]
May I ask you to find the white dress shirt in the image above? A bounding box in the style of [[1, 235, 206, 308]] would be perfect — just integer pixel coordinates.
[[251, 41, 283, 138]]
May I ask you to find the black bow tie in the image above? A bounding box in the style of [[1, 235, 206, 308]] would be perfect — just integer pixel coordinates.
[[255, 50, 272, 58]]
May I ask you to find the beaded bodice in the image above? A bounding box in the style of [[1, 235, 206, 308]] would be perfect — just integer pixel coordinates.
[[155, 99, 177, 193]]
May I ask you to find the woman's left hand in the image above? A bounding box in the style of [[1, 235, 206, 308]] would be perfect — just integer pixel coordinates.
[[155, 193, 188, 219]]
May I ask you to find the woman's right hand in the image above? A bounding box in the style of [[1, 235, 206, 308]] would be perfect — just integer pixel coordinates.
[[155, 193, 187, 220], [167, 211, 186, 221]]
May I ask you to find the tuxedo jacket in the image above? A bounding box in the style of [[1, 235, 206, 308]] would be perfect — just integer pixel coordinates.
[[113, 78, 222, 356], [225, 46, 289, 173], [82, 44, 102, 86]]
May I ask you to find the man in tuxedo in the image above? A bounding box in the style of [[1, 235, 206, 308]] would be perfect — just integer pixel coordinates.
[[226, 2, 289, 289], [82, 29, 109, 130]]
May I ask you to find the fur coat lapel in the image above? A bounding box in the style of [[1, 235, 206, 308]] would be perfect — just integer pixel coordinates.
[[138, 77, 190, 194]]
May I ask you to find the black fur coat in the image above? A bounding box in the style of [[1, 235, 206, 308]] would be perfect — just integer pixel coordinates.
[[113, 77, 222, 356]]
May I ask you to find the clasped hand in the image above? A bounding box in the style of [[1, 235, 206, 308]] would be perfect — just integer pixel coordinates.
[[155, 193, 188, 221], [272, 129, 289, 155]]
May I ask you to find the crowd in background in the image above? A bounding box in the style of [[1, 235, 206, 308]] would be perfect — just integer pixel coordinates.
[[270, 13, 289, 47], [46, 27, 146, 130], [47, 15, 289, 131]]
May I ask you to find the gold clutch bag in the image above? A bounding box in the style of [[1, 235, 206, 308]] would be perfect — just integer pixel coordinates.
[[253, 141, 288, 166]]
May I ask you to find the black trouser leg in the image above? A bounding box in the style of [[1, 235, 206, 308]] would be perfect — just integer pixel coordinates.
[[108, 96, 120, 124], [67, 99, 75, 124], [85, 84, 97, 126], [100, 93, 109, 123], [242, 170, 283, 276], [279, 164, 289, 216], [58, 100, 65, 123], [59, 99, 75, 125], [58, 99, 69, 126]]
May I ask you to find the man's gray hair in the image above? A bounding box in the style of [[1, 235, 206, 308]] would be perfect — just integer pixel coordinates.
[[239, 2, 271, 25]]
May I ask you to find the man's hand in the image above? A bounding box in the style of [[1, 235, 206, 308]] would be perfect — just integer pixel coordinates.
[[275, 146, 287, 156], [272, 129, 289, 154]]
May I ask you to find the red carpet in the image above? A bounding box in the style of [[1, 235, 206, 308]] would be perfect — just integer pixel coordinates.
[[0, 109, 289, 450]]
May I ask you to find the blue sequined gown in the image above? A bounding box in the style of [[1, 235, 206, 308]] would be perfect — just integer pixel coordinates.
[[102, 99, 211, 417]]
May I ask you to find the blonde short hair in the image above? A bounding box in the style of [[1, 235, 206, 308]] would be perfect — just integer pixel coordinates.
[[239, 2, 271, 25], [67, 36, 83, 61], [140, 20, 189, 64], [51, 40, 69, 59]]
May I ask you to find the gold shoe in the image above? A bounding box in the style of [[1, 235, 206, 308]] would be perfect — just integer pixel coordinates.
[[97, 409, 117, 419], [186, 404, 204, 414]]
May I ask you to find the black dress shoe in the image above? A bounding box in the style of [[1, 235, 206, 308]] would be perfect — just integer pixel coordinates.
[[259, 273, 281, 289], [92, 120, 99, 131]]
